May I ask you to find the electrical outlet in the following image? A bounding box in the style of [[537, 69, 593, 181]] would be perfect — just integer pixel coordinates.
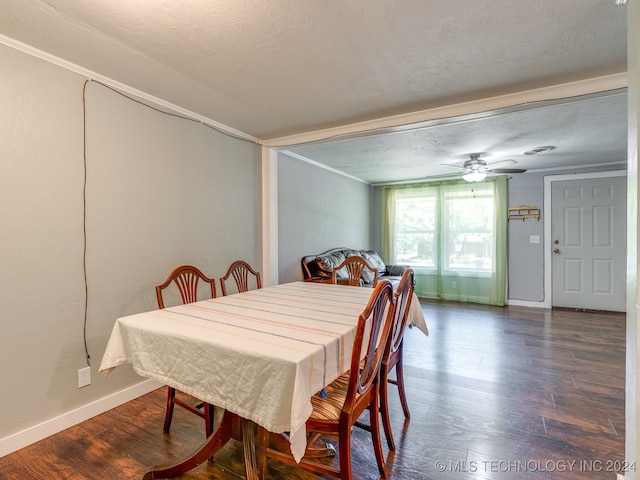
[[452, 280, 457, 289], [78, 366, 91, 388]]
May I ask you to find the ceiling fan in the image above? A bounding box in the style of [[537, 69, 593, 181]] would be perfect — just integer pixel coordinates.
[[440, 153, 527, 182]]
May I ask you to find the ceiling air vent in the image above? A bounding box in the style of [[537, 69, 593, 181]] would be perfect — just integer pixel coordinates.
[[523, 146, 556, 156]]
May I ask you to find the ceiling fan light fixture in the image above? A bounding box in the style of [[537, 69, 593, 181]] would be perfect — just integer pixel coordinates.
[[463, 171, 487, 182]]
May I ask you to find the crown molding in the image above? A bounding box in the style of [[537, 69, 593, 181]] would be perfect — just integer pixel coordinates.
[[280, 150, 370, 184], [0, 33, 260, 144], [265, 73, 628, 148], [0, 32, 627, 151]]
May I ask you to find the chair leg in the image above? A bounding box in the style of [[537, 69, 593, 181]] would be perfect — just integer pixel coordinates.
[[379, 369, 395, 451], [163, 387, 176, 433], [369, 387, 387, 477], [338, 421, 353, 480], [395, 355, 411, 420], [204, 403, 214, 437]]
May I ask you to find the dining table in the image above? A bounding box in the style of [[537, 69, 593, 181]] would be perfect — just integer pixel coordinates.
[[98, 280, 428, 479]]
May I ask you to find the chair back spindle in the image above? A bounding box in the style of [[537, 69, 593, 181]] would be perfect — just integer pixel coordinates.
[[331, 255, 378, 287], [220, 260, 262, 296], [156, 265, 217, 309]]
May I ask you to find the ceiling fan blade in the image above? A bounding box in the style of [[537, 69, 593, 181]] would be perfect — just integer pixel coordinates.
[[438, 155, 524, 178], [486, 159, 517, 168], [439, 162, 467, 170], [424, 171, 473, 180], [488, 168, 527, 173]]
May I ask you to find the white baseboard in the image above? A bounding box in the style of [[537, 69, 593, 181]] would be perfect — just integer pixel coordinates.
[[506, 298, 547, 308], [0, 379, 163, 458]]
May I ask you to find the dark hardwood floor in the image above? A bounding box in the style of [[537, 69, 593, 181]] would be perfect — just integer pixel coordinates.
[[0, 301, 626, 479]]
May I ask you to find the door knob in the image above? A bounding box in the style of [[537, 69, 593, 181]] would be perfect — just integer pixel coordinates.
[[554, 240, 559, 245], [553, 248, 560, 254]]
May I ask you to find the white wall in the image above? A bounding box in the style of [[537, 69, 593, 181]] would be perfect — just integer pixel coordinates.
[[507, 165, 626, 304], [0, 43, 262, 449], [626, 0, 639, 476], [277, 152, 372, 283]]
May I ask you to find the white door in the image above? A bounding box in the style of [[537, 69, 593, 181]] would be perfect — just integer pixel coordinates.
[[551, 175, 626, 311]]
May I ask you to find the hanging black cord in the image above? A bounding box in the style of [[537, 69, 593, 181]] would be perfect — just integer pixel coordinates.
[[87, 80, 258, 143], [80, 79, 261, 366], [82, 79, 90, 366]]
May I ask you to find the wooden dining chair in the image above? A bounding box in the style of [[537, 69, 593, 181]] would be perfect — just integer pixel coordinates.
[[219, 260, 262, 295], [331, 255, 378, 287], [155, 264, 217, 437], [380, 267, 415, 451], [354, 268, 415, 450], [257, 280, 396, 480]]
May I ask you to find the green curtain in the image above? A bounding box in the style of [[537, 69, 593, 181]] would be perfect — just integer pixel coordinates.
[[382, 188, 396, 264], [382, 177, 507, 306], [489, 176, 507, 305]]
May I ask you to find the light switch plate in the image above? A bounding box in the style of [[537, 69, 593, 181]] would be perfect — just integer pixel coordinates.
[[529, 235, 540, 244]]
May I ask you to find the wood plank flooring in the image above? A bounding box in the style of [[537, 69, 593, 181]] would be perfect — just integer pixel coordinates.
[[0, 301, 626, 479]]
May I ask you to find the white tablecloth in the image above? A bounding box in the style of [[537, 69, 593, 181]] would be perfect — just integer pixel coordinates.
[[99, 281, 427, 461]]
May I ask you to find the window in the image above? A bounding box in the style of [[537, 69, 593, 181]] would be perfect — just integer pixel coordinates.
[[394, 183, 494, 273], [395, 194, 437, 267], [384, 177, 507, 306], [443, 187, 494, 272]]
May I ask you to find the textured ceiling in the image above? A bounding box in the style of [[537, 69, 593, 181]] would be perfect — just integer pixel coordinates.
[[285, 90, 628, 184], [0, 0, 629, 183]]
